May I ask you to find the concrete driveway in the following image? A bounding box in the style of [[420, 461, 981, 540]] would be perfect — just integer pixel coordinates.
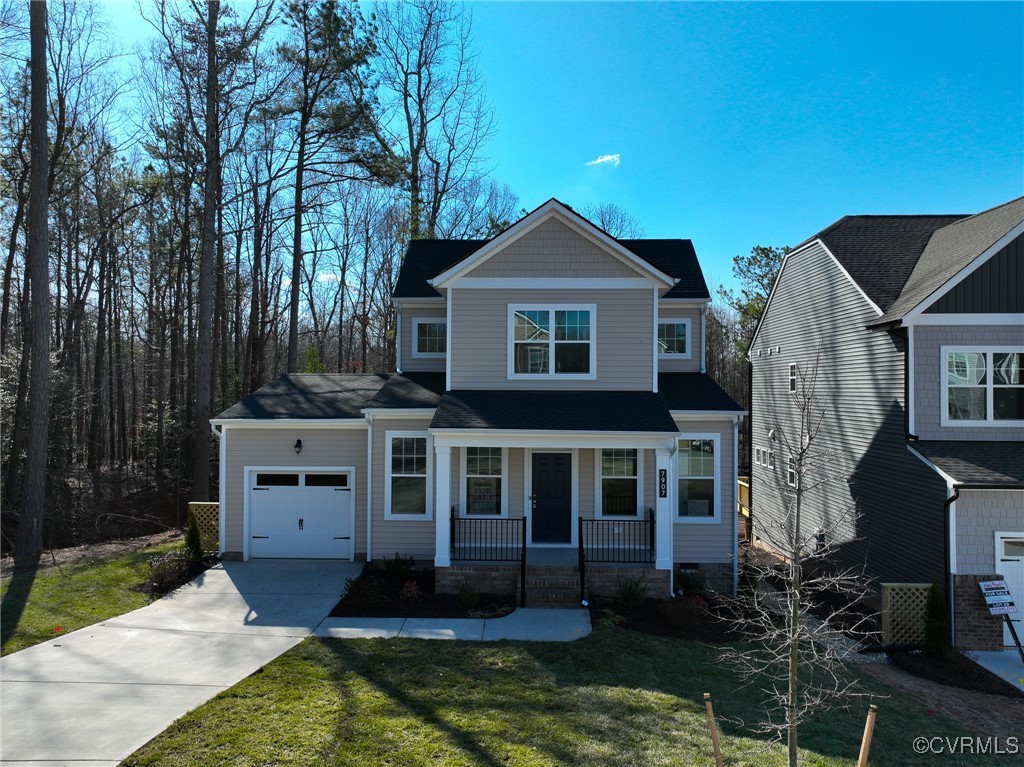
[[0, 559, 360, 767]]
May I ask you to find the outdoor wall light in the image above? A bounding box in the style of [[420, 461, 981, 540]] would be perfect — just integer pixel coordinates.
[[294, 438, 303, 454]]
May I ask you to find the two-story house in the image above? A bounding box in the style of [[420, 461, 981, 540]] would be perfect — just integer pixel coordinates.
[[211, 199, 744, 602], [749, 196, 1024, 649]]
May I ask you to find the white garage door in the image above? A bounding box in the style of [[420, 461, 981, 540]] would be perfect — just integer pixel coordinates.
[[250, 471, 352, 559], [999, 535, 1024, 647]]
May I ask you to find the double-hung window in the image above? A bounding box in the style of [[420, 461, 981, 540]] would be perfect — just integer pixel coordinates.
[[509, 305, 595, 379], [413, 319, 447, 357], [944, 348, 1024, 425], [598, 449, 639, 517], [464, 447, 503, 516], [386, 433, 431, 518], [657, 318, 690, 358], [677, 435, 719, 522]]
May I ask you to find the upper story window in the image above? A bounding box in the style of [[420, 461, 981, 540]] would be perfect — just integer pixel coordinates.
[[944, 348, 1024, 425], [413, 319, 447, 357], [788, 363, 797, 394], [657, 318, 690, 358], [508, 305, 596, 379]]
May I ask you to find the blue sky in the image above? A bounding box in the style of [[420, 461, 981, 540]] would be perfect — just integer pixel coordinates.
[[105, 1, 1024, 292]]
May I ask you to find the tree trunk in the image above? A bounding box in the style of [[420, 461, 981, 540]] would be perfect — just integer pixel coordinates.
[[16, 0, 51, 557], [192, 0, 219, 502], [287, 125, 307, 373]]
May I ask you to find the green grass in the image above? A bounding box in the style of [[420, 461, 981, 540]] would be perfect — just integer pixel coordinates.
[[122, 626, 987, 766], [0, 541, 181, 655]]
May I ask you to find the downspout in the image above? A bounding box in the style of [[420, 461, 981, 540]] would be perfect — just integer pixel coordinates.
[[747, 358, 754, 542], [904, 326, 919, 441], [365, 412, 374, 562], [700, 303, 707, 373], [210, 422, 225, 555], [732, 415, 739, 596], [943, 484, 959, 646], [395, 305, 403, 374]]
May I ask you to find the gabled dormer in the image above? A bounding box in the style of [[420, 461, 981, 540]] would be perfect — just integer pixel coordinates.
[[392, 199, 711, 392]]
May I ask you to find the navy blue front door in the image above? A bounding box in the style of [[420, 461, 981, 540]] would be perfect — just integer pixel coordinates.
[[531, 453, 571, 543]]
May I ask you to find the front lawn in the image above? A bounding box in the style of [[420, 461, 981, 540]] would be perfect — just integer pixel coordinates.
[[122, 626, 983, 766], [0, 541, 181, 655]]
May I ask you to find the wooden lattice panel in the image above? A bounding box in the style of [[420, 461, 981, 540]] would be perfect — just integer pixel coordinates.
[[880, 583, 931, 645], [188, 502, 220, 555]]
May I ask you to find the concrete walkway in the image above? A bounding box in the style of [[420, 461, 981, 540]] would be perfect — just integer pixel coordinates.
[[972, 649, 1024, 694], [315, 607, 592, 642], [0, 559, 360, 767]]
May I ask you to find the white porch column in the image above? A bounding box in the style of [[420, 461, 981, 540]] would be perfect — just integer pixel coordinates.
[[434, 445, 452, 567], [655, 447, 673, 571]]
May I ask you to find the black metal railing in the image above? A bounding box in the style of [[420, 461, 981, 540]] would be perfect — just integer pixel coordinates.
[[450, 507, 527, 606], [578, 508, 655, 602]]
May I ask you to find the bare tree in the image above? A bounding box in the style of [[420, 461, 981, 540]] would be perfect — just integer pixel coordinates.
[[16, 0, 50, 555], [581, 201, 644, 239], [720, 353, 874, 767]]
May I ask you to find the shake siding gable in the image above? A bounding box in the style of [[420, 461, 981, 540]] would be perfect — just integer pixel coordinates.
[[463, 218, 641, 279], [223, 426, 368, 557], [449, 287, 655, 390], [751, 242, 947, 586], [954, 490, 1024, 574]]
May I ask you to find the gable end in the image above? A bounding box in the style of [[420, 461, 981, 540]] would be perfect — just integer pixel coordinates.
[[925, 231, 1023, 314]]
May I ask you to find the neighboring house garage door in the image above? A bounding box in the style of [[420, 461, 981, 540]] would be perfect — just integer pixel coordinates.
[[250, 471, 352, 559]]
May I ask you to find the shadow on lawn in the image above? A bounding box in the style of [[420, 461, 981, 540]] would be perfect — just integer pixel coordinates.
[[1, 555, 40, 652]]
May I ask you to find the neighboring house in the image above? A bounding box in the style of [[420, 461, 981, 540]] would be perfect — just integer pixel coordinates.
[[749, 196, 1024, 649], [211, 199, 745, 601]]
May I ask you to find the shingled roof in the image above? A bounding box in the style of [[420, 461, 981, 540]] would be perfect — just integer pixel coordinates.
[[912, 441, 1024, 487], [214, 374, 388, 420]]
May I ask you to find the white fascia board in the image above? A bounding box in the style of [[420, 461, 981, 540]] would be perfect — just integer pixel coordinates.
[[906, 443, 959, 485], [907, 313, 1024, 326], [209, 418, 367, 429], [670, 410, 748, 418], [392, 297, 444, 307], [430, 201, 676, 288], [360, 408, 436, 418], [452, 277, 654, 289], [431, 430, 678, 450], [904, 218, 1024, 323], [658, 298, 710, 305]]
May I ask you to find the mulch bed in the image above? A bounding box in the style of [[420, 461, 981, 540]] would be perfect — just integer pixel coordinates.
[[132, 554, 219, 596], [330, 566, 517, 619], [890, 649, 1024, 698], [588, 595, 743, 643]]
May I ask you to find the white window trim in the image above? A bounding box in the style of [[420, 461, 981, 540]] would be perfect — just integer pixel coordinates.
[[657, 316, 692, 359], [411, 317, 447, 359], [507, 304, 598, 381], [768, 450, 775, 470], [458, 447, 509, 518], [674, 433, 722, 525], [787, 457, 796, 487], [594, 448, 645, 518], [788, 363, 797, 394], [384, 431, 434, 520], [940, 346, 1024, 428]]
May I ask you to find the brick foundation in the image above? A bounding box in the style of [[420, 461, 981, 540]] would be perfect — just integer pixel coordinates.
[[221, 551, 243, 561], [685, 562, 734, 595], [435, 564, 521, 595], [585, 566, 671, 599], [953, 573, 1005, 651], [435, 563, 672, 600]]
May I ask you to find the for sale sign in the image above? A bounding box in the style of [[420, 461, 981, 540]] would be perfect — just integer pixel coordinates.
[[978, 580, 1018, 616]]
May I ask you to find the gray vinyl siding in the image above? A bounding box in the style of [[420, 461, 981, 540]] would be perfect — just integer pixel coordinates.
[[400, 305, 446, 372], [222, 425, 368, 556], [926, 233, 1023, 314], [658, 305, 703, 373], [673, 418, 736, 565], [913, 324, 1024, 441], [466, 218, 640, 279], [449, 287, 655, 389], [371, 416, 435, 560], [750, 242, 948, 586], [954, 490, 1024, 574]]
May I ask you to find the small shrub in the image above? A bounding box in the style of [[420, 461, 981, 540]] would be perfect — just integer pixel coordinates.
[[923, 579, 950, 658], [614, 574, 648, 611], [458, 579, 480, 608], [343, 576, 381, 611], [595, 608, 626, 628], [148, 550, 193, 593], [675, 569, 706, 597], [658, 595, 706, 628], [399, 579, 423, 603], [381, 552, 415, 582], [184, 509, 204, 563]]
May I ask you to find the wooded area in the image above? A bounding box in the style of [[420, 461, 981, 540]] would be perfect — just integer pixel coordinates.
[[0, 0, 764, 557]]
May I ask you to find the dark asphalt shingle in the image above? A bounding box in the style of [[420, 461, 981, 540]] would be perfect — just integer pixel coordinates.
[[215, 374, 388, 420], [364, 372, 447, 409], [912, 441, 1024, 486], [658, 373, 745, 412]]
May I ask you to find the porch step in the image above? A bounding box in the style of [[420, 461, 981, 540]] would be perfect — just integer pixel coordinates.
[[519, 566, 582, 607]]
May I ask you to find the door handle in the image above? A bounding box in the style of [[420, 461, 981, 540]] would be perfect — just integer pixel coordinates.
[[298, 518, 304, 531]]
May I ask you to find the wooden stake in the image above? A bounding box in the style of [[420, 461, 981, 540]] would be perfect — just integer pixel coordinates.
[[704, 692, 724, 767], [857, 704, 878, 767]]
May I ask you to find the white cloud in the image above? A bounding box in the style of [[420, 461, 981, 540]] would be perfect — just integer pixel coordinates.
[[585, 153, 621, 167], [318, 273, 341, 283]]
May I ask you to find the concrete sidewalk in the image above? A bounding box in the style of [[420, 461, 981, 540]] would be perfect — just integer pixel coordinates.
[[972, 649, 1024, 694], [314, 607, 592, 642], [0, 560, 360, 767]]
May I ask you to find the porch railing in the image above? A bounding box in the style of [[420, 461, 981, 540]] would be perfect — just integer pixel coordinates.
[[578, 508, 655, 603], [450, 507, 527, 607]]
